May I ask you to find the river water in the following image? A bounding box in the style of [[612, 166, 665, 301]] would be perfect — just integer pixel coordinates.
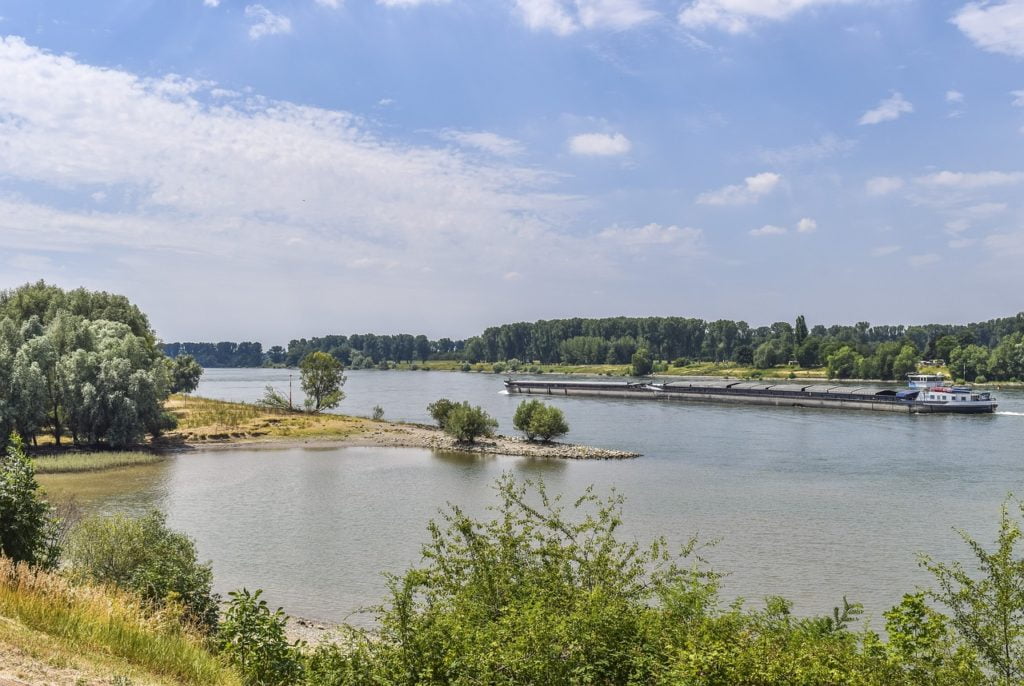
[[40, 368, 1024, 624]]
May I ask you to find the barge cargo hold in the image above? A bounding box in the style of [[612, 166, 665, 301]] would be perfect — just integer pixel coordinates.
[[503, 379, 998, 414]]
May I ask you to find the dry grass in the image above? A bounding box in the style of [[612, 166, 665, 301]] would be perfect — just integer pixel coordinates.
[[165, 395, 374, 444], [0, 558, 239, 685]]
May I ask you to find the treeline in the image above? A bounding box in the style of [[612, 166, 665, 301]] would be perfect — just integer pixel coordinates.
[[164, 341, 266, 368], [0, 281, 200, 448], [167, 311, 1024, 382]]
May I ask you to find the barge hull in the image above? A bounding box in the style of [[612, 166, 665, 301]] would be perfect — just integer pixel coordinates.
[[503, 380, 996, 414]]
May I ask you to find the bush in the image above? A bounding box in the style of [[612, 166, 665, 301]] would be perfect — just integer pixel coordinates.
[[631, 349, 653, 376], [513, 400, 569, 442], [443, 402, 498, 443], [65, 510, 219, 633], [672, 357, 691, 368], [492, 362, 507, 374], [371, 405, 384, 421], [0, 434, 59, 568], [427, 398, 456, 429], [460, 363, 471, 372], [218, 588, 303, 686]]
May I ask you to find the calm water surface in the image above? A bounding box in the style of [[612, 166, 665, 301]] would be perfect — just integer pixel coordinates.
[[41, 368, 1024, 624]]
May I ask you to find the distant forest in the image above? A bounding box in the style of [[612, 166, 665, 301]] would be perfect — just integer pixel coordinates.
[[165, 311, 1024, 382]]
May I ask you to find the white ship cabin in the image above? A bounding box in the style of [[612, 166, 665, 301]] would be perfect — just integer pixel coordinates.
[[907, 373, 946, 389], [919, 385, 993, 404]]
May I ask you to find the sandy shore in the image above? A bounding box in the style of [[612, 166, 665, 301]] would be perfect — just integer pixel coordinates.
[[176, 420, 641, 460]]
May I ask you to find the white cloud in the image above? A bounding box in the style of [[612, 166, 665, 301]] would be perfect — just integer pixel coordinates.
[[946, 219, 970, 234], [503, 271, 523, 281], [984, 231, 1024, 257], [908, 253, 941, 267], [858, 92, 913, 125], [949, 237, 976, 249], [871, 244, 901, 257], [0, 36, 587, 294], [203, 0, 220, 7], [377, 0, 450, 6], [865, 176, 904, 196], [916, 170, 1024, 189], [796, 217, 817, 233], [516, 0, 579, 35], [757, 134, 855, 166], [569, 132, 632, 156], [576, 0, 660, 29], [316, 0, 341, 7], [966, 201, 1008, 215], [1012, 90, 1024, 106], [245, 5, 292, 40], [679, 0, 857, 34], [952, 1, 1024, 59], [377, 98, 395, 107], [697, 171, 781, 206], [599, 223, 704, 255], [946, 89, 964, 103], [442, 130, 524, 157], [514, 0, 657, 35], [749, 224, 787, 237]]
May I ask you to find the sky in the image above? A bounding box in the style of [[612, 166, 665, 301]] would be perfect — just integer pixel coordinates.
[[1, 0, 1024, 344]]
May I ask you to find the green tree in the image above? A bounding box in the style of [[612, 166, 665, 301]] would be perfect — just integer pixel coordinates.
[[934, 335, 961, 363], [299, 351, 346, 413], [892, 345, 920, 380], [0, 434, 58, 568], [795, 314, 809, 345], [920, 500, 1024, 685], [65, 510, 220, 633], [513, 400, 569, 442], [827, 346, 863, 379], [753, 339, 790, 369], [427, 398, 456, 429], [949, 345, 991, 382], [631, 348, 653, 376], [442, 402, 497, 443], [170, 354, 203, 394]]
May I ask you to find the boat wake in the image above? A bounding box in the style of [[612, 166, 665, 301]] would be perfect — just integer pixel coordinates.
[[996, 411, 1024, 417]]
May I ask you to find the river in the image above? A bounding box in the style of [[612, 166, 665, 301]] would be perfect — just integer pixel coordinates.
[[39, 368, 1024, 625]]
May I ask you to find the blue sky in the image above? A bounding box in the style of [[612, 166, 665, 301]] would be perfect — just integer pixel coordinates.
[[1, 0, 1023, 344]]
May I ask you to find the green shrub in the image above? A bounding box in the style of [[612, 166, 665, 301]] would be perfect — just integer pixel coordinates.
[[443, 402, 497, 443], [672, 357, 691, 368], [427, 398, 456, 429], [218, 588, 304, 686], [460, 363, 471, 372], [631, 349, 653, 376], [512, 400, 569, 442], [0, 433, 59, 568], [492, 362, 507, 374], [371, 405, 385, 421], [65, 510, 219, 633]]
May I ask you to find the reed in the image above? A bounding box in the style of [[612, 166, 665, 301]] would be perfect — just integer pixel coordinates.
[[32, 451, 163, 474]]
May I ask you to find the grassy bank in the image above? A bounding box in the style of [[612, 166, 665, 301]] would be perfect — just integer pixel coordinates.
[[32, 451, 164, 474], [166, 395, 374, 443], [0, 558, 239, 685]]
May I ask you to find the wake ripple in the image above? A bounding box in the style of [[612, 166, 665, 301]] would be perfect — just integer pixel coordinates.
[[996, 411, 1024, 416]]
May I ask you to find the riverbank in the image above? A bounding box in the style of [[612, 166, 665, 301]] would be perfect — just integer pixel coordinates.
[[164, 395, 639, 460]]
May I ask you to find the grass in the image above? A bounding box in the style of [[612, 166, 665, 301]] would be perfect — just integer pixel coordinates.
[[166, 394, 374, 443], [32, 451, 164, 474], [0, 557, 240, 685]]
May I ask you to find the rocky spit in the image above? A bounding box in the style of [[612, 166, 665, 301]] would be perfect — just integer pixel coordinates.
[[360, 422, 641, 460]]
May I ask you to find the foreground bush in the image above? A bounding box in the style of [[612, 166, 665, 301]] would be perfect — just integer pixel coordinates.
[[428, 399, 497, 443], [0, 433, 58, 567], [219, 588, 304, 686], [65, 509, 220, 633], [0, 557, 238, 685], [289, 475, 1007, 685]]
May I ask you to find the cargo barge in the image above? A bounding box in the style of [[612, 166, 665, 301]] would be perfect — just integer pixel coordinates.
[[503, 374, 997, 414]]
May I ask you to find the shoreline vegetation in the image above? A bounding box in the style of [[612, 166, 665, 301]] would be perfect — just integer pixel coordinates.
[[163, 395, 639, 460]]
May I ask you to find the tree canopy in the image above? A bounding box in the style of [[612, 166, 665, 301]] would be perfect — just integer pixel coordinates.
[[0, 282, 182, 448]]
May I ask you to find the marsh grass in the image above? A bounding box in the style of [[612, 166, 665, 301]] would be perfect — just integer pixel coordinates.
[[32, 451, 164, 474], [0, 558, 239, 685], [165, 395, 371, 443]]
